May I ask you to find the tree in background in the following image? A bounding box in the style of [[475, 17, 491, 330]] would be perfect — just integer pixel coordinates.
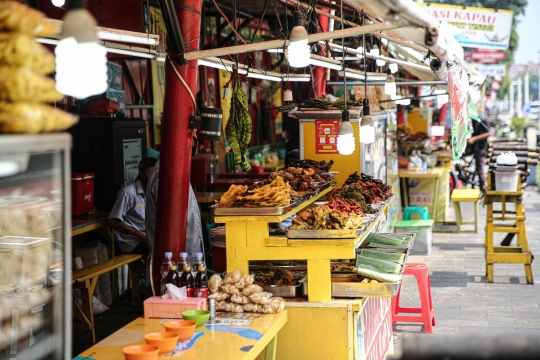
[[425, 0, 528, 99]]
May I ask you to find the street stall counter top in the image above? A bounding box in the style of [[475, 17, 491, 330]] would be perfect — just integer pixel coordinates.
[[75, 311, 287, 360]]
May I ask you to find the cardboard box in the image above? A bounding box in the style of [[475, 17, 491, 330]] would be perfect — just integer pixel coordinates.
[[107, 61, 123, 90], [143, 297, 207, 318], [105, 90, 126, 114]]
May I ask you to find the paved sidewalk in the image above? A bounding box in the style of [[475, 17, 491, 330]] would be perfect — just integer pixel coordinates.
[[393, 188, 540, 352]]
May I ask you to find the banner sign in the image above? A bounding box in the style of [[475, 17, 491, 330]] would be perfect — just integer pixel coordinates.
[[466, 49, 506, 63], [315, 120, 339, 154], [472, 64, 506, 77], [419, 3, 514, 50]]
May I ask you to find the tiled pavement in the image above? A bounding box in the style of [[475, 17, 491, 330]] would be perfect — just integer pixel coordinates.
[[393, 188, 540, 353]]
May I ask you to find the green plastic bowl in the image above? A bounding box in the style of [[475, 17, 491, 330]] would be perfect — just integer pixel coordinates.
[[181, 310, 210, 327]]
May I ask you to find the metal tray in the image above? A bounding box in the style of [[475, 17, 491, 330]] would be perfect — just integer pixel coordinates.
[[358, 232, 415, 249], [255, 274, 306, 297], [302, 273, 401, 298], [210, 201, 299, 216], [286, 226, 365, 239]]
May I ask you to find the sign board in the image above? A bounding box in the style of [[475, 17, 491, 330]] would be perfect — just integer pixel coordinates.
[[418, 3, 514, 50], [524, 103, 531, 115], [472, 64, 506, 77], [315, 120, 339, 154], [469, 49, 506, 63]]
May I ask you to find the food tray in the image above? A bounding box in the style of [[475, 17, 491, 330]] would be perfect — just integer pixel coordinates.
[[210, 201, 299, 216], [255, 274, 307, 297], [286, 226, 365, 239], [302, 273, 401, 298]]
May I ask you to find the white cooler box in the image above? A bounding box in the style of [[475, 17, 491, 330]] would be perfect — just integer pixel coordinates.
[[395, 220, 434, 255]]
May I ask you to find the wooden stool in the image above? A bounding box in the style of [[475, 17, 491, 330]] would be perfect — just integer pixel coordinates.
[[485, 174, 533, 284], [451, 189, 481, 233]]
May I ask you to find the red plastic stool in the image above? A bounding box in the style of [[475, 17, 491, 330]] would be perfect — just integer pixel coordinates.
[[391, 263, 436, 333]]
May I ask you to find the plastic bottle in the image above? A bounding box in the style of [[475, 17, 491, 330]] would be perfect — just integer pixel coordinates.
[[192, 252, 204, 276], [194, 266, 208, 298], [165, 265, 179, 287], [160, 252, 175, 295], [179, 265, 194, 297], [178, 252, 190, 274], [208, 154, 219, 183]]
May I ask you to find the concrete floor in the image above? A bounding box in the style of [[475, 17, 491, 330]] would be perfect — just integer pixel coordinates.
[[393, 188, 540, 355]]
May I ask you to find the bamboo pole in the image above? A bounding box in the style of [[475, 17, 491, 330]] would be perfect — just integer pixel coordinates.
[[183, 22, 397, 61]]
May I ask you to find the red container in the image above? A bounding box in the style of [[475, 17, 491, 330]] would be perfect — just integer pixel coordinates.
[[71, 172, 95, 216]]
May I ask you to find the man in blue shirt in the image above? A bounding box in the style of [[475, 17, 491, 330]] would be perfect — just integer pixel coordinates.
[[108, 157, 158, 255]]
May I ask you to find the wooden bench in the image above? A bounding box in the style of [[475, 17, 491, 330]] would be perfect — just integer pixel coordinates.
[[451, 189, 481, 233], [72, 254, 142, 344]]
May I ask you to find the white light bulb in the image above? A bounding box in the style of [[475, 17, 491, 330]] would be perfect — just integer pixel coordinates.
[[337, 133, 355, 155], [355, 47, 364, 58], [287, 41, 310, 68], [52, 0, 65, 7], [389, 63, 398, 73], [369, 49, 379, 57], [359, 113, 376, 144], [55, 37, 108, 99], [337, 120, 355, 155], [385, 73, 396, 97], [376, 59, 386, 66]]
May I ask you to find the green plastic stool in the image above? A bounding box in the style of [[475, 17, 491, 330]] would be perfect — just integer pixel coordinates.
[[403, 206, 430, 221]]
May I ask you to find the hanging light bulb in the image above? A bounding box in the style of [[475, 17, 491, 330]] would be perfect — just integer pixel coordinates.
[[55, 0, 108, 100], [283, 89, 293, 102], [355, 46, 364, 59], [384, 68, 396, 97], [52, 0, 66, 6], [360, 99, 375, 144], [337, 110, 355, 155], [389, 63, 398, 73], [287, 10, 310, 68]]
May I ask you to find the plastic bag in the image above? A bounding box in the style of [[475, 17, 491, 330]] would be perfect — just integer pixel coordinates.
[[220, 284, 239, 295], [208, 274, 223, 293], [249, 291, 273, 305], [0, 2, 57, 36], [0, 102, 77, 134], [0, 33, 55, 74], [223, 270, 243, 284], [242, 284, 263, 296], [235, 274, 254, 289], [208, 291, 230, 302], [230, 294, 250, 304]]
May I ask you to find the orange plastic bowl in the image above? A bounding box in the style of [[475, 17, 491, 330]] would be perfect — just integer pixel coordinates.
[[122, 345, 159, 360], [144, 332, 179, 354], [163, 320, 197, 341]]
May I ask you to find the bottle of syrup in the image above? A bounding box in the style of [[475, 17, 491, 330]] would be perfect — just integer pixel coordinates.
[[194, 266, 208, 298], [179, 265, 194, 297], [165, 265, 179, 287]]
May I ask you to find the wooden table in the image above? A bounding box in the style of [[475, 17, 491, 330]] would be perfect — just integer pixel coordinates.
[[399, 168, 444, 225], [76, 311, 288, 360], [72, 212, 111, 237]]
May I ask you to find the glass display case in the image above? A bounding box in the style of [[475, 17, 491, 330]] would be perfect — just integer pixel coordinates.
[[0, 134, 71, 359]]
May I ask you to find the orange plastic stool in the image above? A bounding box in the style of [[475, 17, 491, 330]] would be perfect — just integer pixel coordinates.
[[391, 263, 436, 333]]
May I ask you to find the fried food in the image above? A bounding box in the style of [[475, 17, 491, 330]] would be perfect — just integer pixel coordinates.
[[0, 102, 78, 134], [0, 67, 63, 103], [0, 33, 55, 74], [0, 2, 57, 37], [216, 184, 248, 207], [290, 205, 364, 230], [239, 176, 292, 207]]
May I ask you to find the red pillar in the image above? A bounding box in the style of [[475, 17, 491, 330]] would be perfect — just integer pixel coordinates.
[[152, 0, 203, 295], [313, 4, 329, 98]]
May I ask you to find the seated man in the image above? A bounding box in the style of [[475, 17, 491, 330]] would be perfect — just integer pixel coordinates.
[[108, 157, 158, 256]]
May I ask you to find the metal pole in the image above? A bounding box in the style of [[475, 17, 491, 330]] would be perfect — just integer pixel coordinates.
[[525, 71, 529, 105], [152, 0, 203, 295], [510, 81, 514, 117], [313, 0, 330, 97], [517, 77, 523, 118]]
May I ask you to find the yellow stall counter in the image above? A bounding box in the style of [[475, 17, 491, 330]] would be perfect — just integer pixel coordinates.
[[76, 312, 287, 360]]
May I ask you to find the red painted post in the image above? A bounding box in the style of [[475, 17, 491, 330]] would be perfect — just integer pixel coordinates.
[[313, 3, 329, 98], [152, 0, 203, 295]]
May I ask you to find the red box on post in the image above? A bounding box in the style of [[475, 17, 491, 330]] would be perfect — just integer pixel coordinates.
[[71, 172, 95, 216]]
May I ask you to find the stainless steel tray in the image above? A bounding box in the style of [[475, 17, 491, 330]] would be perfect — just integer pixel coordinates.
[[286, 226, 365, 239], [255, 274, 306, 297], [302, 273, 401, 298], [211, 201, 299, 216]]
